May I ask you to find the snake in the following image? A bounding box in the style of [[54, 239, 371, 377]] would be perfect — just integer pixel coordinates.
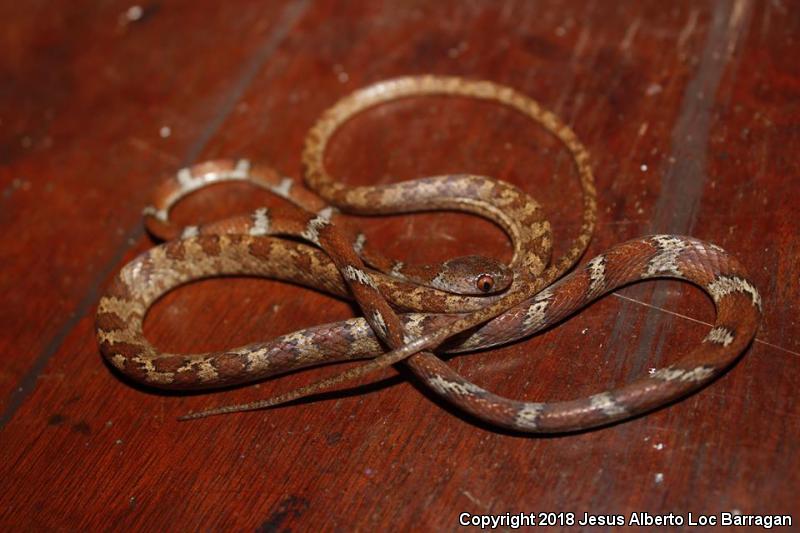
[[96, 76, 762, 432]]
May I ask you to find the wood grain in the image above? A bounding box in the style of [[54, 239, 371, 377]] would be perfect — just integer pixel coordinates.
[[1, 0, 798, 530]]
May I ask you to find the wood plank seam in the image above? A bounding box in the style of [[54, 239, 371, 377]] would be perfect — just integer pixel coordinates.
[[0, 0, 312, 430], [606, 0, 754, 382]]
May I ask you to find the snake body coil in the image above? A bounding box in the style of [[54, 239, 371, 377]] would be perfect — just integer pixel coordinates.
[[97, 76, 761, 432]]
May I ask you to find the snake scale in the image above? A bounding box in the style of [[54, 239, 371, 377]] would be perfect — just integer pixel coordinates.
[[96, 76, 761, 432]]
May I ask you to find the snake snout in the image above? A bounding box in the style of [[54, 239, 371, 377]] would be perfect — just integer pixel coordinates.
[[440, 255, 513, 295]]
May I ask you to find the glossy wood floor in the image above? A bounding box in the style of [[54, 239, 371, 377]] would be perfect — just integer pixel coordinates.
[[1, 1, 798, 530]]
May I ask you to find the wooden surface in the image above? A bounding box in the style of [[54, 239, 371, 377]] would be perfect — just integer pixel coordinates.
[[1, 0, 798, 530]]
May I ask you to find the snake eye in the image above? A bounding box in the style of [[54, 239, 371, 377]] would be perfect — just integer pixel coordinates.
[[477, 274, 494, 293]]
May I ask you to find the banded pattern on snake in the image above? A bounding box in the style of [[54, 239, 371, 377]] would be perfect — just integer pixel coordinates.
[[96, 76, 761, 432]]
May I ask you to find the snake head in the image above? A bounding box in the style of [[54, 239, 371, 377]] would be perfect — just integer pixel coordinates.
[[433, 255, 513, 295]]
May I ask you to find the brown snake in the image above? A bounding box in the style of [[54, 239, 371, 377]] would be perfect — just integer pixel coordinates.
[[96, 76, 761, 432]]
